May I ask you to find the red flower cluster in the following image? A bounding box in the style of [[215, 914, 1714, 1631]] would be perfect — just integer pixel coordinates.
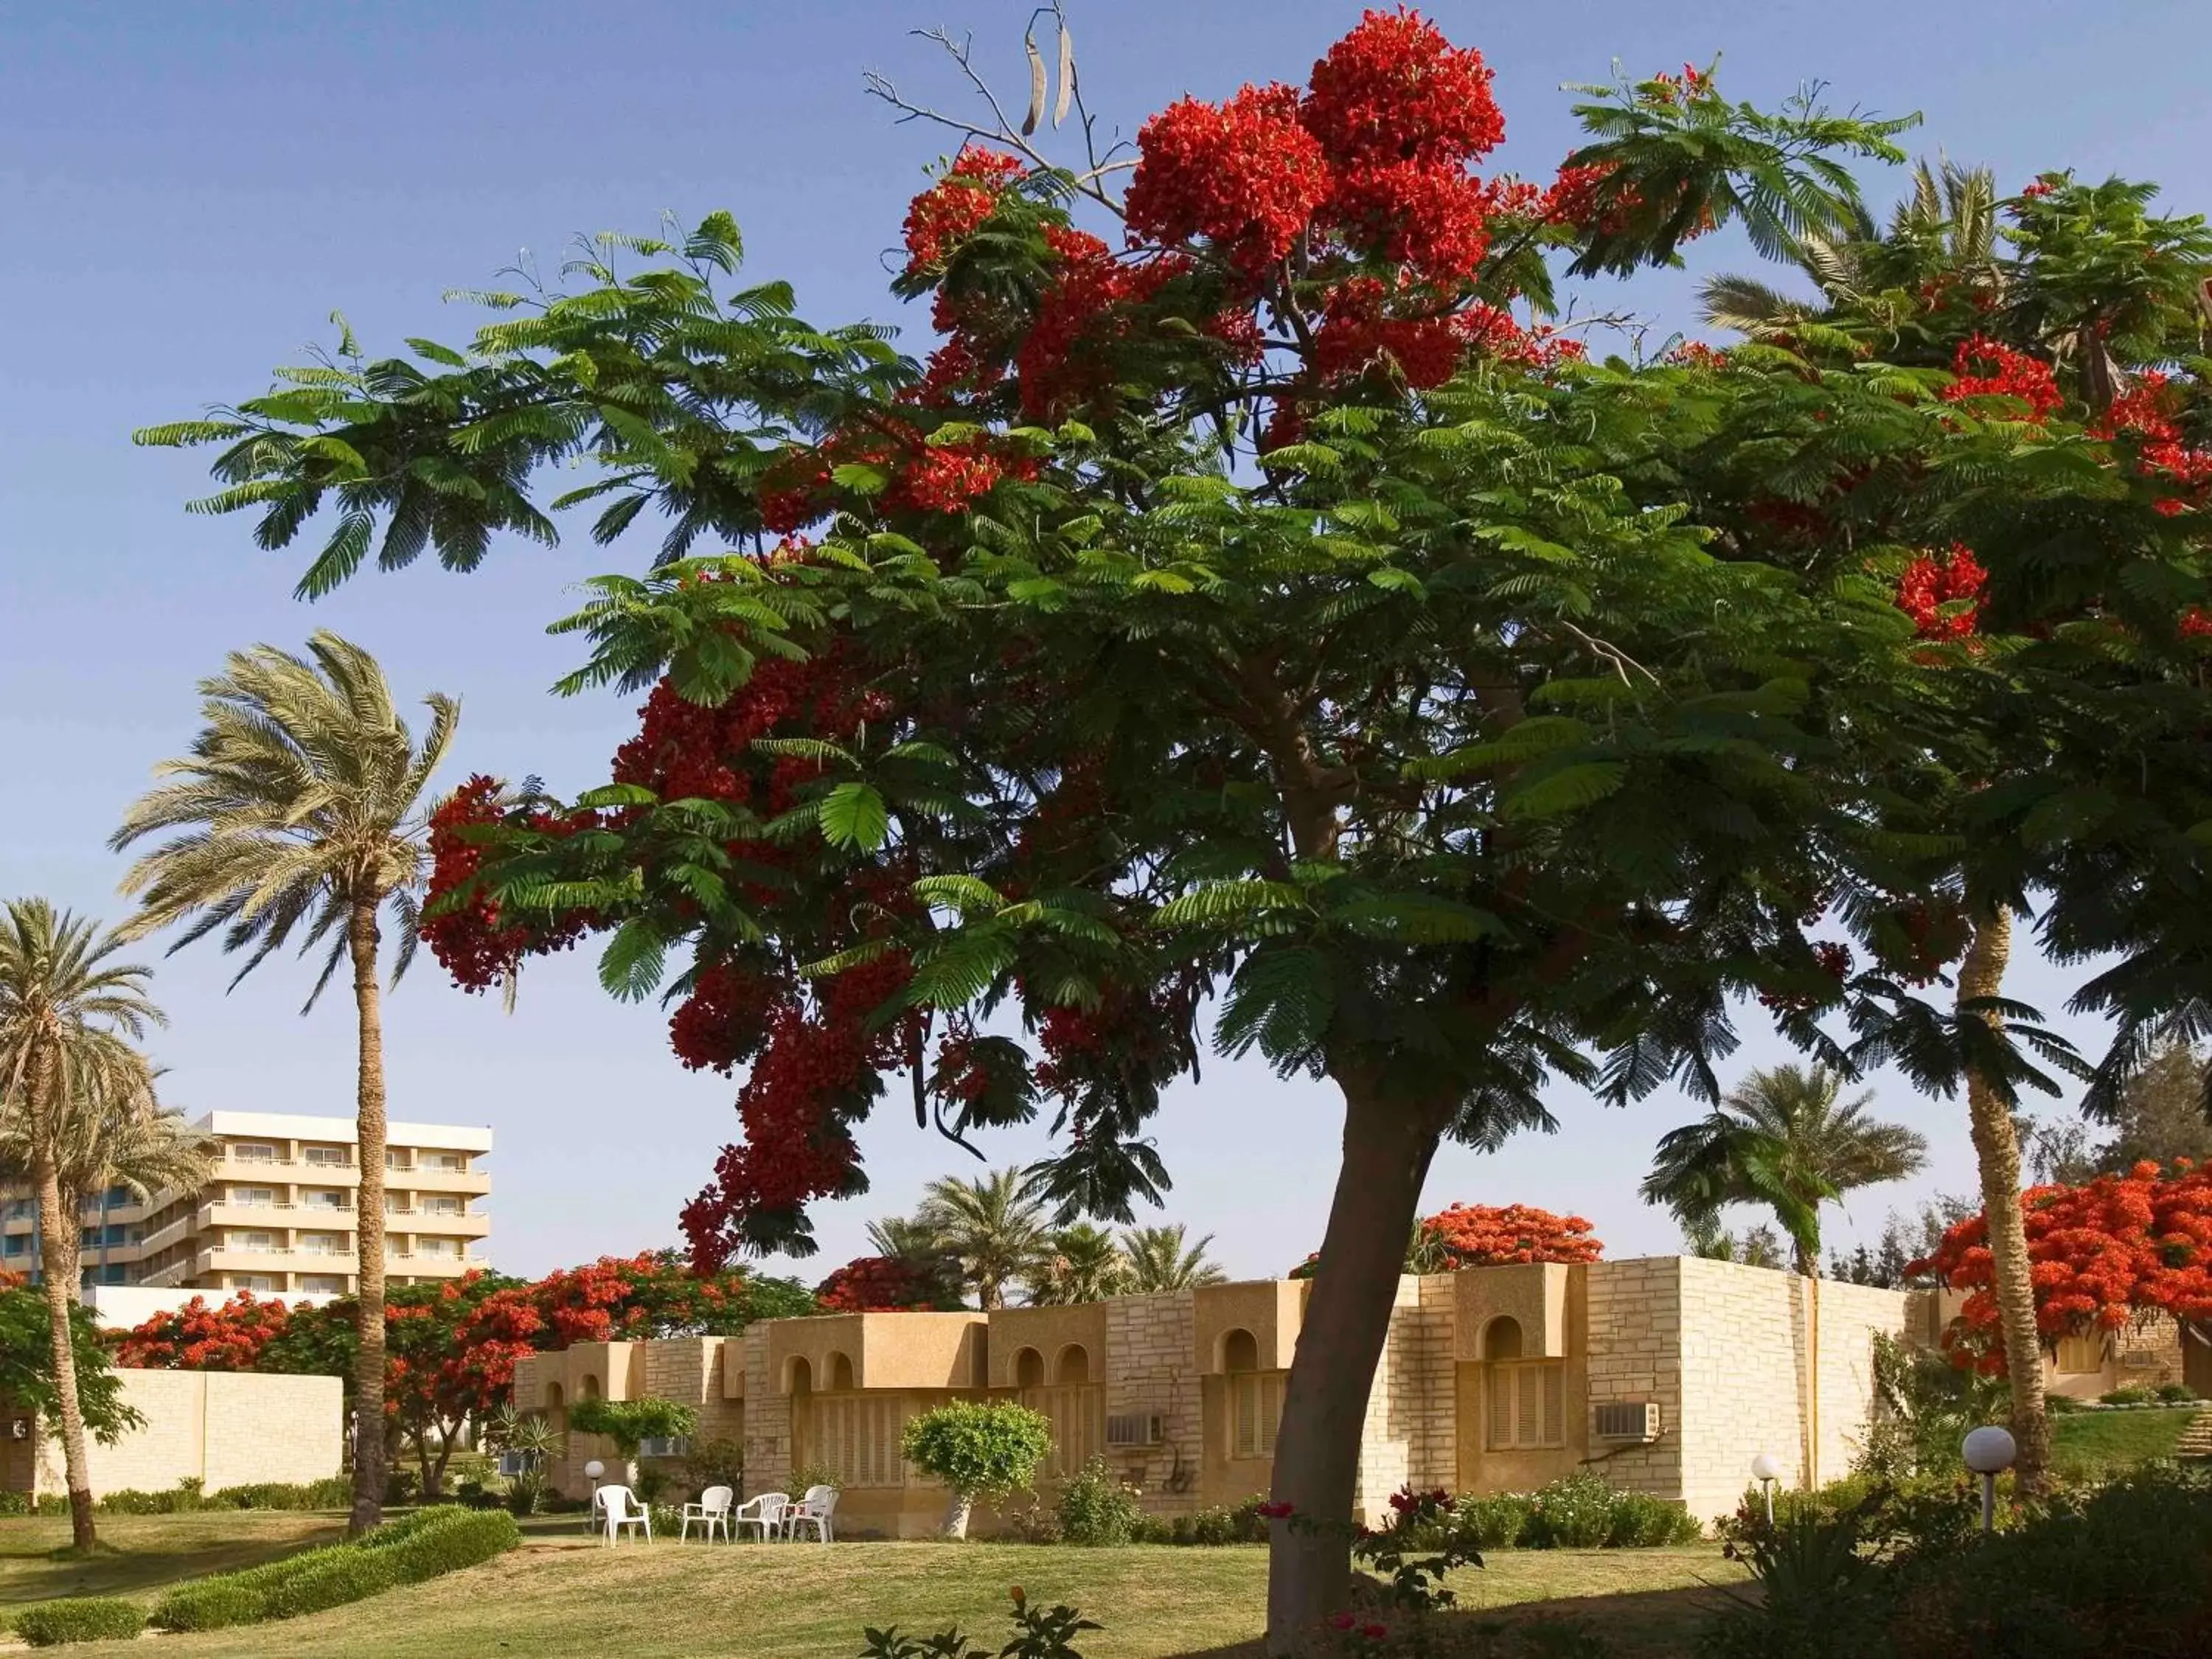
[[1125, 83, 1331, 278], [1911, 1161, 2212, 1374], [815, 1253, 939, 1312], [902, 145, 1027, 273], [1940, 336, 2062, 421], [110, 1291, 290, 1371], [2097, 372, 2212, 515], [1896, 543, 1989, 640], [420, 776, 594, 993], [1418, 1201, 1604, 1266]]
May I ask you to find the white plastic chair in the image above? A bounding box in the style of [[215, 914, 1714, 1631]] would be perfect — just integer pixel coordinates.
[[784, 1483, 838, 1543], [681, 1484, 734, 1543], [731, 1490, 789, 1541], [597, 1482, 652, 1545]]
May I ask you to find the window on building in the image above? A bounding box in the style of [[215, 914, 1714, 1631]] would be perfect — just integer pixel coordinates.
[[415, 1238, 461, 1259], [304, 1146, 351, 1167], [300, 1233, 347, 1256], [3, 1236, 27, 1257], [103, 1184, 132, 1206], [422, 1196, 463, 1217], [384, 1150, 409, 1171], [4, 1201, 29, 1222], [102, 1224, 128, 1247], [100, 1264, 128, 1285], [232, 1144, 277, 1165], [301, 1274, 346, 1295], [232, 1231, 278, 1253], [2056, 1332, 2105, 1374], [234, 1275, 279, 1292], [383, 1194, 411, 1214], [1486, 1361, 1567, 1450], [1231, 1371, 1285, 1459], [304, 1190, 349, 1211], [230, 1187, 276, 1208], [422, 1152, 466, 1172], [80, 1228, 101, 1251]]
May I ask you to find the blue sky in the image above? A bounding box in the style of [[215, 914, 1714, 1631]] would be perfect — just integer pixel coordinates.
[[4, 1, 2209, 1283]]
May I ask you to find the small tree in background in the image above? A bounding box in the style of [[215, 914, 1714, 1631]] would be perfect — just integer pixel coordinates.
[[1121, 1225, 1227, 1293], [567, 1397, 698, 1489], [0, 1279, 142, 1454], [899, 1399, 1054, 1539]]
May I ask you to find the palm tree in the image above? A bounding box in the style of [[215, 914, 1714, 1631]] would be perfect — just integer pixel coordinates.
[[1026, 1222, 1129, 1304], [0, 901, 164, 1551], [1643, 1064, 1928, 1276], [109, 631, 458, 1536], [1698, 159, 2001, 352], [864, 1211, 962, 1307], [1122, 1223, 1228, 1292], [914, 1167, 1051, 1310]]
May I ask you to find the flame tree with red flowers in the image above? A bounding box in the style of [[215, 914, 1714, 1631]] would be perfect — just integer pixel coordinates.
[[139, 10, 2212, 1642], [1910, 1160, 2212, 1368], [1290, 1202, 1601, 1277]]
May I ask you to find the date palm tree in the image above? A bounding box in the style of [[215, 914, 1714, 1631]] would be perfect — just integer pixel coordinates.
[[1026, 1222, 1129, 1304], [109, 631, 459, 1537], [915, 1167, 1051, 1310], [1121, 1222, 1228, 1293], [1643, 1063, 1928, 1277], [0, 900, 164, 1551]]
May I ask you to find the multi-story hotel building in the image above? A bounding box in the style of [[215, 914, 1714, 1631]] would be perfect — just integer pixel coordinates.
[[1, 1110, 491, 1298]]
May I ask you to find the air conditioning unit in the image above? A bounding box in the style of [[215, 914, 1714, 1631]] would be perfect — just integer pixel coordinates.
[[1105, 1412, 1165, 1449], [1593, 1402, 1660, 1444]]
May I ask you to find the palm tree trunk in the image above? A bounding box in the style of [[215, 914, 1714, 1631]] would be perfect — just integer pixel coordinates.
[[347, 897, 390, 1537], [32, 1156, 97, 1551], [1264, 1074, 1447, 1656], [1958, 907, 2052, 1497]]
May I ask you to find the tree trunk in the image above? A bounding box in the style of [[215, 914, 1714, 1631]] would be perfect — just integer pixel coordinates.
[[348, 897, 391, 1537], [1264, 1076, 1445, 1655], [1958, 908, 2052, 1497], [32, 1158, 97, 1552], [941, 1490, 973, 1539]]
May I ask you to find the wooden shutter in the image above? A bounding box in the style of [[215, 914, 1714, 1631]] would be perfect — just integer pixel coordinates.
[[1515, 1366, 1541, 1447], [1541, 1363, 1565, 1446], [1486, 1364, 1512, 1450], [1259, 1375, 1284, 1458], [1233, 1374, 1260, 1458]]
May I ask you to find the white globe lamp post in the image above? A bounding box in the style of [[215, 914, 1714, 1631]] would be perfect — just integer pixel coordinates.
[[1961, 1425, 2017, 1534], [1750, 1452, 1782, 1526]]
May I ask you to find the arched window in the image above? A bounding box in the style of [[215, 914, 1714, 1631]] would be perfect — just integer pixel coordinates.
[[828, 1351, 855, 1392], [579, 1373, 602, 1402], [1220, 1329, 1280, 1460], [544, 1381, 567, 1438], [1482, 1316, 1563, 1450], [1014, 1346, 1046, 1389], [787, 1356, 813, 1397], [1054, 1344, 1091, 1386], [1222, 1327, 1259, 1374]]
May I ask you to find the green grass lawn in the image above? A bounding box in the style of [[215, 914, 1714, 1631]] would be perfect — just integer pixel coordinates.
[[0, 1512, 342, 1610], [2050, 1403, 2201, 1481], [7, 1530, 1745, 1659]]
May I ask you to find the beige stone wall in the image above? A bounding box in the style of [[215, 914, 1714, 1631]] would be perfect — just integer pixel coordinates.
[[1580, 1257, 1688, 1502], [1674, 1259, 1914, 1528], [1107, 1291, 1204, 1516], [1350, 1275, 1457, 1523], [18, 1370, 340, 1498]]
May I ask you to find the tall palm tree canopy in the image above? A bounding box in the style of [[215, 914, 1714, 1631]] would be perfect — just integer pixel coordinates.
[[0, 1055, 215, 1221], [108, 630, 458, 1004], [1026, 1222, 1129, 1305], [915, 1166, 1052, 1310], [0, 901, 164, 1124], [1122, 1223, 1228, 1293], [1642, 1063, 1927, 1274]]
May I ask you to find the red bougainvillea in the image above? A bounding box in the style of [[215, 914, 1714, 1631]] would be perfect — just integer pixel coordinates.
[[1910, 1161, 2212, 1373]]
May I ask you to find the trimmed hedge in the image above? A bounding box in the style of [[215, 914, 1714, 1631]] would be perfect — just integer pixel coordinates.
[[0, 1475, 353, 1517], [149, 1506, 520, 1634], [12, 1599, 145, 1646]]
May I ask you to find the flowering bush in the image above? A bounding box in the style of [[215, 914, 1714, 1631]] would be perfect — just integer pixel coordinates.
[[1908, 1161, 2212, 1371], [1293, 1202, 1602, 1277]]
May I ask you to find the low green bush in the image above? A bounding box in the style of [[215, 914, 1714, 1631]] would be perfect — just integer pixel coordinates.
[[12, 1599, 145, 1646], [147, 1579, 268, 1633], [1057, 1455, 1144, 1546], [149, 1498, 519, 1633], [2099, 1385, 2157, 1405], [1605, 1489, 1705, 1548], [2157, 1382, 2200, 1404], [209, 1476, 353, 1510], [1454, 1492, 1532, 1550], [262, 1550, 400, 1620]]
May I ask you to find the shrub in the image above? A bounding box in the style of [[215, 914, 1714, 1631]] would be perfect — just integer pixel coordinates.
[[0, 1492, 29, 1517], [262, 1550, 400, 1620], [1454, 1492, 1533, 1550], [1056, 1455, 1143, 1546], [504, 1469, 546, 1517], [1605, 1490, 1703, 1548], [2046, 1391, 2085, 1413], [149, 1578, 268, 1632], [2100, 1385, 2156, 1405], [1520, 1471, 1620, 1548], [899, 1402, 1054, 1531], [208, 1476, 354, 1511], [2157, 1382, 2199, 1403], [369, 1508, 520, 1582], [863, 1589, 1098, 1659], [12, 1599, 145, 1646]]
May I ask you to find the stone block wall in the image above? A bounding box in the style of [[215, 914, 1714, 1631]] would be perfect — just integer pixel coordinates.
[[1105, 1291, 1201, 1516], [18, 1370, 341, 1498], [741, 1322, 792, 1498], [1350, 1275, 1457, 1523], [1582, 1258, 1688, 1501]]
